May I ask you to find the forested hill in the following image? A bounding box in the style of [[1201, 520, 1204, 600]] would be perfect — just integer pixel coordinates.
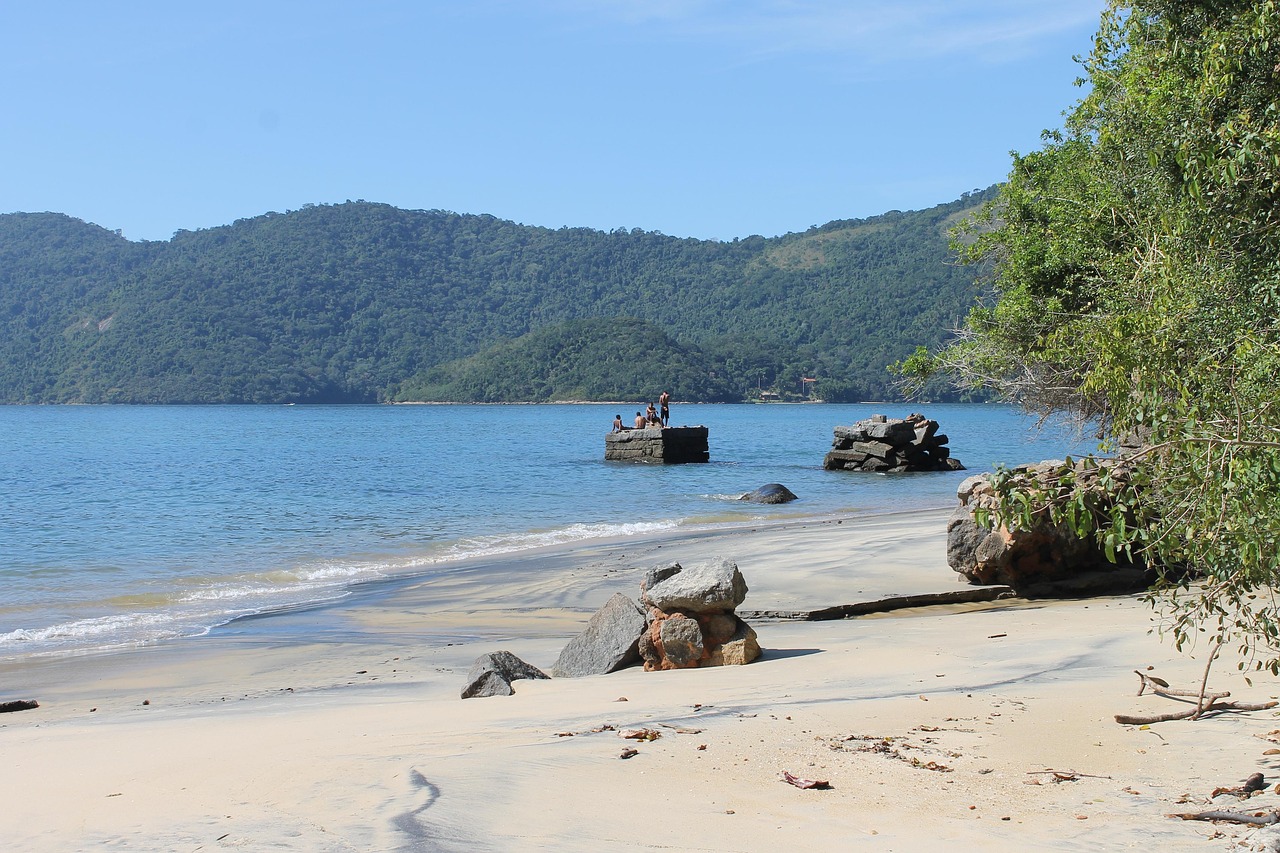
[[0, 189, 994, 404]]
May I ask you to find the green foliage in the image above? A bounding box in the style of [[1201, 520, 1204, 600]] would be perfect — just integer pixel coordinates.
[[0, 192, 994, 404], [918, 0, 1280, 671], [395, 317, 736, 403]]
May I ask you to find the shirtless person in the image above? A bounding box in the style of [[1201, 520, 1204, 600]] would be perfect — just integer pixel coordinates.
[[646, 403, 659, 426], [658, 391, 670, 427], [634, 411, 647, 429]]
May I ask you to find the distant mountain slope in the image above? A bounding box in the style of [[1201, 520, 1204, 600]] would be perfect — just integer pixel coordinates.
[[0, 190, 995, 403], [397, 317, 737, 403]]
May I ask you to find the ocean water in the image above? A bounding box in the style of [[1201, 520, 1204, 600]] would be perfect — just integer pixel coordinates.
[[0, 403, 1094, 659]]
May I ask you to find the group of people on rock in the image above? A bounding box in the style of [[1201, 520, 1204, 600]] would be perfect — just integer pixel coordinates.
[[612, 391, 670, 432]]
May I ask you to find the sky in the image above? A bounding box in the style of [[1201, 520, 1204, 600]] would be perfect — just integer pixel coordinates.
[[2, 1, 1107, 243]]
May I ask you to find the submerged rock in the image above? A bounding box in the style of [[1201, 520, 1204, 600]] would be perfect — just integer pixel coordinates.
[[739, 483, 798, 504]]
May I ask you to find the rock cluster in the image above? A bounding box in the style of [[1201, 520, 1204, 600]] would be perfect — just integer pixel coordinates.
[[551, 558, 760, 677], [464, 557, 760, 697], [638, 559, 760, 670], [823, 413, 963, 473], [947, 459, 1152, 596]]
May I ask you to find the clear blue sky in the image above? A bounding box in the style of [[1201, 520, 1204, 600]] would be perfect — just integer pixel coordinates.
[[3, 1, 1106, 243]]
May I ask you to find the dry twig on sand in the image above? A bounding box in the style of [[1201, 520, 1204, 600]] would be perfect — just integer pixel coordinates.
[[1115, 649, 1277, 725], [1167, 809, 1280, 826]]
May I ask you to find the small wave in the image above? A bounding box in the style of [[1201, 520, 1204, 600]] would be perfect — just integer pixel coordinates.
[[703, 492, 750, 502], [407, 520, 681, 566], [0, 611, 182, 650]]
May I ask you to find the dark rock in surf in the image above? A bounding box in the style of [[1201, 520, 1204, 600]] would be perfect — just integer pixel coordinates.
[[739, 483, 798, 504]]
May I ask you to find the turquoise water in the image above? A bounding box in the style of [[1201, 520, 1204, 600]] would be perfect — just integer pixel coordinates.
[[0, 403, 1093, 658]]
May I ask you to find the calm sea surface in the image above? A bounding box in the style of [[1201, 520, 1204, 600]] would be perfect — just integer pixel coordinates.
[[0, 403, 1093, 659]]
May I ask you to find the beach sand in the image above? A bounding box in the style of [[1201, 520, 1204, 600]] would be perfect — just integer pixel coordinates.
[[2, 509, 1278, 851]]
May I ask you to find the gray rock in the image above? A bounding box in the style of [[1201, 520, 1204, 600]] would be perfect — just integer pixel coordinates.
[[658, 615, 705, 667], [460, 650, 549, 699], [641, 562, 683, 594], [551, 593, 647, 677], [641, 558, 748, 612], [739, 483, 798, 504]]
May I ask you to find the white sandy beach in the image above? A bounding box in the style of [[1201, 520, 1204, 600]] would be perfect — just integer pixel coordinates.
[[3, 509, 1278, 851]]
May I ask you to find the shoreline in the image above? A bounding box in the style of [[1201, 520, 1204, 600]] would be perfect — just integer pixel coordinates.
[[0, 503, 957, 664], [3, 510, 1276, 850]]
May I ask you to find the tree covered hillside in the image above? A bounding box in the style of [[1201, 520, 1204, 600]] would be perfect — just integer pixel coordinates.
[[0, 190, 994, 403]]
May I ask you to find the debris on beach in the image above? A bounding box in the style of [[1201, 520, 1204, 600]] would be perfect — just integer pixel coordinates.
[[1116, 668, 1278, 725], [0, 699, 39, 714], [832, 734, 954, 772], [781, 771, 831, 790], [1212, 773, 1267, 799], [620, 728, 661, 741]]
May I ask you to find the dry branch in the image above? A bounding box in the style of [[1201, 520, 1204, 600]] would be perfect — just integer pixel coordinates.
[[1117, 670, 1276, 725], [1167, 809, 1280, 826]]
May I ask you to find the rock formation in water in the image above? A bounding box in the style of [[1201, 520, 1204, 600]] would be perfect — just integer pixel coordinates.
[[823, 413, 963, 473]]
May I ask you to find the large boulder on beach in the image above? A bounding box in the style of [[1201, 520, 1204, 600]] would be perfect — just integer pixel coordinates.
[[551, 593, 647, 677], [460, 651, 549, 699], [641, 559, 748, 612], [947, 461, 1153, 596], [739, 483, 798, 504]]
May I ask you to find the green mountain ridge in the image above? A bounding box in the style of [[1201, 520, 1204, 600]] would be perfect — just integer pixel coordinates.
[[0, 189, 996, 404]]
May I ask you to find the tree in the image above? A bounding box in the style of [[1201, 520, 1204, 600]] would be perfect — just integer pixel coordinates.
[[910, 1, 1280, 672]]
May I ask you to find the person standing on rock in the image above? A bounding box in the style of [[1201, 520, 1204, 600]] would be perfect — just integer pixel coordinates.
[[659, 390, 670, 427]]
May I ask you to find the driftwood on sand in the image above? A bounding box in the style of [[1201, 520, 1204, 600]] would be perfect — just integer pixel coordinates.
[[1168, 775, 1274, 825], [0, 700, 39, 714], [1168, 808, 1280, 826], [738, 586, 1015, 621]]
